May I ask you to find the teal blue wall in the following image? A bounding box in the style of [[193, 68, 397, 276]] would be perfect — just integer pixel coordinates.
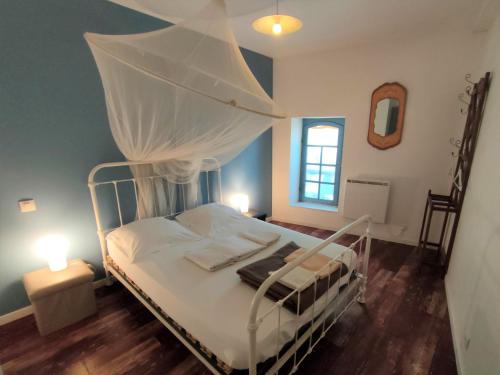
[[0, 0, 273, 315], [221, 49, 273, 216]]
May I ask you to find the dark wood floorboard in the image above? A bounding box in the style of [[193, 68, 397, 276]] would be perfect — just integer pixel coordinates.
[[0, 222, 456, 375]]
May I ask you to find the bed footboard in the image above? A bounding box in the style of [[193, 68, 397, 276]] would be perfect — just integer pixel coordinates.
[[247, 215, 372, 375]]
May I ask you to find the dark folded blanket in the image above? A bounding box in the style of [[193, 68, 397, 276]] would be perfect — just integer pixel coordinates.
[[237, 242, 349, 314]]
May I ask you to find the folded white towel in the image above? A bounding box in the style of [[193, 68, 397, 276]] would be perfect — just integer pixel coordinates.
[[185, 236, 264, 271], [240, 230, 281, 246], [270, 267, 317, 291], [185, 245, 235, 272], [218, 235, 265, 260]]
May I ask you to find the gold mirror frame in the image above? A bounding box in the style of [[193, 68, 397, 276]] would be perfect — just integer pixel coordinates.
[[368, 82, 407, 150]]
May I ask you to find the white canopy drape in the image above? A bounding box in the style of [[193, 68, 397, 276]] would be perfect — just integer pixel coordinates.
[[85, 0, 283, 217]]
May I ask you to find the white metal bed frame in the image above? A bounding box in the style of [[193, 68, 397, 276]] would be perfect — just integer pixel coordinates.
[[88, 160, 373, 375]]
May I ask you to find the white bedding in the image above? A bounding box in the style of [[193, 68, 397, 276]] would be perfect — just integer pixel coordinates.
[[107, 216, 357, 369]]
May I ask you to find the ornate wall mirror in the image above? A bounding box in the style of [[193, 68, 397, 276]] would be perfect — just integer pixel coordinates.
[[368, 82, 407, 150]]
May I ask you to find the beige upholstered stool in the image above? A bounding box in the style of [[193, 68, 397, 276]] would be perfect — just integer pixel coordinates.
[[23, 259, 96, 335]]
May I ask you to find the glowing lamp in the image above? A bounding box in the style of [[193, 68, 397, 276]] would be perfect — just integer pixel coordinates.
[[272, 22, 282, 35], [37, 235, 69, 272], [252, 0, 302, 36], [252, 14, 302, 36], [231, 194, 249, 213]]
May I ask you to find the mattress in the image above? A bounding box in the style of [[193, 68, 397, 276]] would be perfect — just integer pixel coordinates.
[[107, 218, 357, 370]]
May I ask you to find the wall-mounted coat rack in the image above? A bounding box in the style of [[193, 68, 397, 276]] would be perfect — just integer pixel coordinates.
[[418, 72, 491, 275]]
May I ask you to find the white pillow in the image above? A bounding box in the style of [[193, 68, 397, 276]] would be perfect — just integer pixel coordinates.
[[106, 217, 201, 262], [175, 203, 247, 237]]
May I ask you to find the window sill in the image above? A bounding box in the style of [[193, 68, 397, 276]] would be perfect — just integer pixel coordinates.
[[290, 201, 339, 213]]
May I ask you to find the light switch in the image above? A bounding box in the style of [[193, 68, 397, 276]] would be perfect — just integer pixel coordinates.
[[18, 199, 37, 213]]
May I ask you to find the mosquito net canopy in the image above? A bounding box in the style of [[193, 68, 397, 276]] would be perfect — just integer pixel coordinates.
[[85, 0, 283, 216]]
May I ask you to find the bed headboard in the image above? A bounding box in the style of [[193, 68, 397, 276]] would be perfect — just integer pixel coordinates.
[[87, 158, 222, 277]]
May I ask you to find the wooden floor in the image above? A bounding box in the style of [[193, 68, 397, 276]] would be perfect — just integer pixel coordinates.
[[0, 221, 457, 375]]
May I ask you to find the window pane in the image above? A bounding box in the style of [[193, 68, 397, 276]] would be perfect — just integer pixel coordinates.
[[306, 146, 321, 163], [304, 182, 319, 199], [319, 184, 335, 201], [322, 147, 337, 165], [308, 126, 339, 146], [321, 166, 336, 183], [306, 164, 320, 181]]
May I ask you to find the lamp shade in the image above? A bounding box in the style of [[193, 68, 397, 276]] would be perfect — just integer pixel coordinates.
[[37, 235, 69, 272], [252, 14, 302, 35], [231, 194, 250, 213]]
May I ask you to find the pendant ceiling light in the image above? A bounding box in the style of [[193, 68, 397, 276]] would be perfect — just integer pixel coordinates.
[[252, 0, 302, 36]]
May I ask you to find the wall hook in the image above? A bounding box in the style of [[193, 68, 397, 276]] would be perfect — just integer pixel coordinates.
[[449, 137, 462, 148], [458, 93, 470, 105]]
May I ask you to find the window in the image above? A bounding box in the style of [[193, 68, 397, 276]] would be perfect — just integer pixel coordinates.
[[299, 118, 344, 206]]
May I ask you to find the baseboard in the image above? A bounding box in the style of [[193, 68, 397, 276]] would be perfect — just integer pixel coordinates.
[[0, 279, 107, 326], [0, 305, 34, 326], [270, 216, 417, 246], [445, 277, 464, 375]]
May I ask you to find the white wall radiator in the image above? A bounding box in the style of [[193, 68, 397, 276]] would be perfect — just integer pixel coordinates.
[[343, 178, 391, 224]]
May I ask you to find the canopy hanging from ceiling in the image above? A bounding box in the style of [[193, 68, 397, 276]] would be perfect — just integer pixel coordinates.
[[85, 0, 284, 216], [110, 0, 275, 20]]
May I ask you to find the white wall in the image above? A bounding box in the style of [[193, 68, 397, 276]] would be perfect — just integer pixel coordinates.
[[446, 16, 500, 375], [273, 30, 485, 244]]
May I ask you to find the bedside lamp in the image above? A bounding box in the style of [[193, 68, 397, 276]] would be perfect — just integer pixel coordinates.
[[231, 194, 249, 213], [37, 235, 69, 272]]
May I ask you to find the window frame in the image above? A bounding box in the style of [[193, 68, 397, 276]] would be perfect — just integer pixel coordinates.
[[299, 118, 344, 206]]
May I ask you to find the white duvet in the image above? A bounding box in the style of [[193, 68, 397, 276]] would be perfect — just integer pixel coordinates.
[[107, 216, 357, 369]]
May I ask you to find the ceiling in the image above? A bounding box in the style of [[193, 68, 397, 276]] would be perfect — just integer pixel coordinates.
[[110, 0, 500, 58]]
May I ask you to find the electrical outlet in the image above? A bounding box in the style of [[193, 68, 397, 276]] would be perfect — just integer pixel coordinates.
[[18, 199, 37, 213]]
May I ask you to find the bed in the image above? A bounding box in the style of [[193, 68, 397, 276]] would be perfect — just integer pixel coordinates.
[[88, 160, 373, 375]]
